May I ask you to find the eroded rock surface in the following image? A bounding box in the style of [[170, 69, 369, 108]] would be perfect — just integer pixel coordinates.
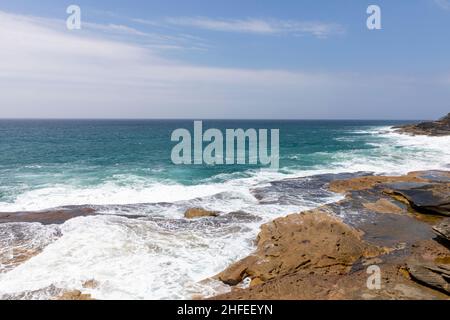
[[406, 239, 450, 294]]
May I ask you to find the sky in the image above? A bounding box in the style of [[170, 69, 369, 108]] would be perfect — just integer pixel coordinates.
[[0, 0, 449, 119]]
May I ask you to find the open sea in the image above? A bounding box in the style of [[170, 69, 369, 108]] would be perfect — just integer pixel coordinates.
[[1, 119, 450, 299]]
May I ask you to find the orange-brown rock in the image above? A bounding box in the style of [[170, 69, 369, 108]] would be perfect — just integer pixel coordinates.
[[57, 290, 94, 300], [184, 208, 219, 219], [212, 170, 450, 300], [217, 210, 381, 286], [329, 174, 426, 194], [213, 262, 448, 300]]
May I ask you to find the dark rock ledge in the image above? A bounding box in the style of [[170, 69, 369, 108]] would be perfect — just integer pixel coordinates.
[[0, 207, 97, 225], [394, 113, 450, 136]]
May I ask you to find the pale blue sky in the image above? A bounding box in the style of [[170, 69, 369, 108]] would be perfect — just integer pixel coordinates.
[[0, 0, 449, 119]]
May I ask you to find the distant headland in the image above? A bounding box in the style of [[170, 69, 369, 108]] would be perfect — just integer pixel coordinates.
[[394, 113, 450, 136]]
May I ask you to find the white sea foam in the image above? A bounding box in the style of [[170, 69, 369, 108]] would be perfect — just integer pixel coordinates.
[[1, 126, 450, 299], [0, 213, 264, 300], [0, 176, 330, 299], [0, 181, 233, 212], [0, 223, 61, 274]]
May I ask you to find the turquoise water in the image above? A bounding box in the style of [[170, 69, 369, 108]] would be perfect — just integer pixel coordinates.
[[0, 119, 427, 210], [1, 119, 450, 299]]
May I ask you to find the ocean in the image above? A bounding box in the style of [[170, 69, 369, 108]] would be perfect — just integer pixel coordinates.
[[1, 119, 450, 299]]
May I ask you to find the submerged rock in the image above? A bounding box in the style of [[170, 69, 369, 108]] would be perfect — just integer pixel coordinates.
[[251, 172, 363, 205], [0, 207, 97, 225], [184, 208, 219, 219], [0, 206, 148, 225], [82, 279, 100, 289], [0, 223, 61, 273]]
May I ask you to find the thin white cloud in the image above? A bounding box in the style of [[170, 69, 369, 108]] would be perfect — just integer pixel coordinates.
[[82, 21, 210, 50], [163, 17, 345, 38], [131, 18, 163, 27], [0, 10, 448, 120], [4, 12, 208, 51], [84, 22, 150, 36]]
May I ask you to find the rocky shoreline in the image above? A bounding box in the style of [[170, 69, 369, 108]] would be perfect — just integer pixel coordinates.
[[394, 113, 450, 136], [210, 170, 450, 299], [1, 170, 450, 300]]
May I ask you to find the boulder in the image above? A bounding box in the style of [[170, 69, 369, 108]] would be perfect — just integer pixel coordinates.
[[184, 208, 218, 219], [217, 210, 381, 286]]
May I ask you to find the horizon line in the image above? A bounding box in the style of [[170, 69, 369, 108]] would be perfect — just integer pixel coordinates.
[[0, 117, 426, 121]]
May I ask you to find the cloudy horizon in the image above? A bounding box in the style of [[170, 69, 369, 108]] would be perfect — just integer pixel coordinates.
[[0, 0, 449, 120]]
